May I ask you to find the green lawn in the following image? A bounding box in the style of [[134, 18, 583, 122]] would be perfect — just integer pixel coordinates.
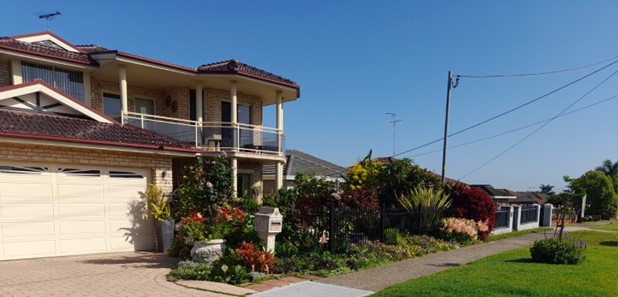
[[591, 223, 618, 232], [488, 227, 551, 242], [372, 231, 618, 297]]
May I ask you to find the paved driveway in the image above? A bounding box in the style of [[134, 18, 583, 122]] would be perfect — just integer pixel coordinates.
[[0, 252, 225, 297]]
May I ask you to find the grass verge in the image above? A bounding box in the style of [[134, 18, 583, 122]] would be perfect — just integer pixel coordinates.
[[372, 231, 618, 297], [591, 222, 618, 232]]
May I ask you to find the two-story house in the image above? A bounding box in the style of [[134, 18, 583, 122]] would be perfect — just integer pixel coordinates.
[[0, 31, 299, 260]]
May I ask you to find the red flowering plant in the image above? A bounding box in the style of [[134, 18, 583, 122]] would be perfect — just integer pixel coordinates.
[[176, 208, 249, 245]]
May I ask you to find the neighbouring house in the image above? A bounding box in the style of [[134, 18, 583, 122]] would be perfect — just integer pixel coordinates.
[[470, 184, 517, 207], [0, 31, 300, 260], [262, 149, 346, 193], [512, 191, 548, 205]]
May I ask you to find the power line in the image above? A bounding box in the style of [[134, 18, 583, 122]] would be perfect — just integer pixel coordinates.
[[392, 59, 618, 157], [409, 95, 618, 158], [459, 56, 618, 79], [459, 69, 618, 180]]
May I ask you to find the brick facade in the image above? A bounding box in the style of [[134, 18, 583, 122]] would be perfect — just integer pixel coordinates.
[[0, 61, 11, 88], [204, 87, 263, 125], [0, 142, 174, 195], [90, 78, 190, 120]]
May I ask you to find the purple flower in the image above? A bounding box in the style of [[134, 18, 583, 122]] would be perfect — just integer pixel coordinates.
[[206, 182, 213, 189]]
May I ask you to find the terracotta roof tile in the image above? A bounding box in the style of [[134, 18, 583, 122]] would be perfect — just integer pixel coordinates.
[[198, 60, 298, 88], [0, 37, 96, 65], [0, 109, 198, 152]]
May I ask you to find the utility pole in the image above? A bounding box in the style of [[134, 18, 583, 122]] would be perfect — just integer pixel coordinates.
[[441, 71, 458, 183], [386, 113, 402, 156]]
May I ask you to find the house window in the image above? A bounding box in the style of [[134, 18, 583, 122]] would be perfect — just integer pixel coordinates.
[[237, 173, 253, 198], [21, 62, 84, 102], [134, 98, 154, 115], [103, 93, 121, 121]]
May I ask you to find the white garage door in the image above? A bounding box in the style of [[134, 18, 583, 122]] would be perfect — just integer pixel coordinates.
[[0, 162, 154, 260]]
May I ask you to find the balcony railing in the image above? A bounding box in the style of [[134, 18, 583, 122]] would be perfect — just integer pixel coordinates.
[[122, 112, 284, 155]]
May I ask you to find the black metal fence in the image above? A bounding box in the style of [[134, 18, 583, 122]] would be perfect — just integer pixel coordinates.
[[520, 205, 539, 224], [298, 203, 454, 253], [494, 208, 510, 229]]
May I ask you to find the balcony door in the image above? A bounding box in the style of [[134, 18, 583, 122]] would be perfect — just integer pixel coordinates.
[[221, 102, 252, 148]]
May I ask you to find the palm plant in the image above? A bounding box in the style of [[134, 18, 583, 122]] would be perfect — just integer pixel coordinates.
[[399, 186, 451, 234], [595, 159, 618, 191]]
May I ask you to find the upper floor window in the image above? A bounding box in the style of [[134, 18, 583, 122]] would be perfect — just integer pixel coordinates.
[[21, 62, 85, 102], [103, 93, 121, 121]]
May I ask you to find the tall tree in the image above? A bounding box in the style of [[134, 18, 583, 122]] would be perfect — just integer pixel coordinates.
[[564, 171, 618, 218], [539, 184, 555, 195], [595, 159, 618, 191]]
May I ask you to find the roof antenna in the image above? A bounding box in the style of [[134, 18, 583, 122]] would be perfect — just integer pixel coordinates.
[[35, 11, 62, 30]]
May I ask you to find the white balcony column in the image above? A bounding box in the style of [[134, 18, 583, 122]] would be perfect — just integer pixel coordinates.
[[196, 84, 203, 122], [276, 90, 284, 151], [275, 90, 284, 189], [119, 66, 128, 123], [275, 162, 284, 190], [231, 81, 238, 149], [231, 158, 238, 198]]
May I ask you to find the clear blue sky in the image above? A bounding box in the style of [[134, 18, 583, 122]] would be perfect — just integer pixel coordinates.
[[3, 1, 617, 192]]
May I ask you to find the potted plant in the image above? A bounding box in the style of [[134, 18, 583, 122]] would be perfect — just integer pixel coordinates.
[[176, 208, 246, 263], [145, 183, 174, 253]]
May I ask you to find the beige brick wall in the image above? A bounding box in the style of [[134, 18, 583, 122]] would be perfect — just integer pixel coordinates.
[[89, 78, 189, 119], [204, 87, 262, 125], [0, 142, 174, 194], [0, 61, 11, 88]]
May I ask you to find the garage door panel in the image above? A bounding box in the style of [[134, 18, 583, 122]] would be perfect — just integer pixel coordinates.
[[0, 183, 53, 200], [1, 221, 55, 237], [58, 204, 105, 217], [0, 163, 152, 260], [60, 238, 106, 254], [3, 240, 55, 257], [57, 185, 105, 200], [1, 203, 54, 217], [59, 221, 106, 235], [108, 187, 144, 200]]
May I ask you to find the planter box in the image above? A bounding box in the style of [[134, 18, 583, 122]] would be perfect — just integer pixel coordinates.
[[155, 220, 175, 253]]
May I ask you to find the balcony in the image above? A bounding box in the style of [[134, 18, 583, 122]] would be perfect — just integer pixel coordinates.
[[122, 112, 284, 156]]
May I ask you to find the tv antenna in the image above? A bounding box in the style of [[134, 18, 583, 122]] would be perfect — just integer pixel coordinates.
[[35, 11, 62, 30], [386, 113, 402, 156]]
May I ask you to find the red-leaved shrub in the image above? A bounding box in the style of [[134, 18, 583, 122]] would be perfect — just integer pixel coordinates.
[[447, 183, 496, 240]]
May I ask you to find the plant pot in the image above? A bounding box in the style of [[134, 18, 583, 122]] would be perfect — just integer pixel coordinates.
[[155, 219, 175, 253], [190, 239, 227, 264]]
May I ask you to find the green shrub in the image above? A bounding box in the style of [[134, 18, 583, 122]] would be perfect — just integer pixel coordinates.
[[209, 251, 251, 284], [530, 238, 586, 264], [167, 260, 211, 281]]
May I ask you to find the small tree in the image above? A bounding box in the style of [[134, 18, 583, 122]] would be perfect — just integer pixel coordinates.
[[446, 183, 496, 240], [171, 157, 233, 220]]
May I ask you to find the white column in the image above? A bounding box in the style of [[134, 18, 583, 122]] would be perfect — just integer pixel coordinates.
[[119, 66, 128, 123], [231, 158, 238, 198], [275, 90, 284, 189], [275, 163, 283, 190], [10, 60, 22, 85], [231, 81, 238, 149], [196, 84, 203, 122]]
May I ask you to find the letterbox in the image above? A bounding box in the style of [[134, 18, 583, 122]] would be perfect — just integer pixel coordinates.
[[255, 207, 283, 234]]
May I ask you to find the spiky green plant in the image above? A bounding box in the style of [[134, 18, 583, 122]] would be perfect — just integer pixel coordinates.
[[399, 186, 451, 234]]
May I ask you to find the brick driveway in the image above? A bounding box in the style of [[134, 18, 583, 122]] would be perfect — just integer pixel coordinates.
[[0, 252, 226, 297]]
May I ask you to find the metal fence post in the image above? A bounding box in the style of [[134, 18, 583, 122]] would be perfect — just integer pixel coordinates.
[[379, 202, 385, 243], [328, 201, 335, 253]]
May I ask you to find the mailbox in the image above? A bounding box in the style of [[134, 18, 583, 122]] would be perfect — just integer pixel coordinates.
[[255, 207, 283, 234], [254, 207, 283, 253]]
